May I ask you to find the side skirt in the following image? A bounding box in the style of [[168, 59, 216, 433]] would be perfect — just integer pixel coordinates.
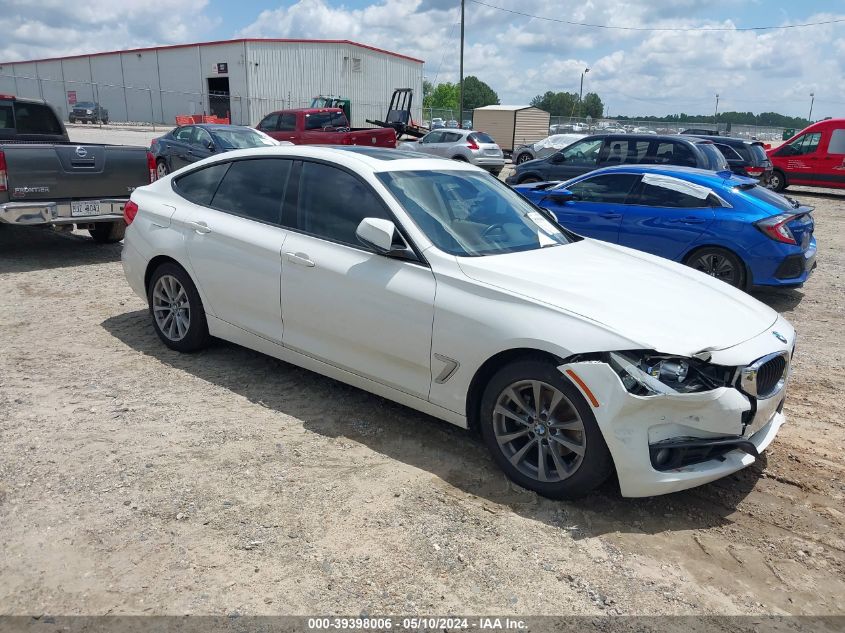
[[207, 315, 468, 429]]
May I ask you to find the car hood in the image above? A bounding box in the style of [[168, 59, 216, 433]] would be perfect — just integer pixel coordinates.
[[456, 239, 778, 357]]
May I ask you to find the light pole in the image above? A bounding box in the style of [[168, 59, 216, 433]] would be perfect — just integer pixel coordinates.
[[714, 93, 720, 124], [458, 0, 465, 128], [808, 92, 815, 122], [579, 67, 590, 119]]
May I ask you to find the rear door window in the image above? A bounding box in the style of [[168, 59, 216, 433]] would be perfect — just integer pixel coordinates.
[[13, 102, 63, 135], [173, 162, 230, 206], [651, 141, 696, 167], [634, 174, 714, 208], [210, 159, 292, 224], [173, 126, 194, 143], [443, 132, 463, 143]]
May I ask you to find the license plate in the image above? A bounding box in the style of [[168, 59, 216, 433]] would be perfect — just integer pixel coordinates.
[[71, 201, 101, 217]]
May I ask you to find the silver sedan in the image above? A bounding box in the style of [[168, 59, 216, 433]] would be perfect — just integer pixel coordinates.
[[399, 129, 505, 175]]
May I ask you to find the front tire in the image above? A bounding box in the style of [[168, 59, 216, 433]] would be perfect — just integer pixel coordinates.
[[518, 175, 541, 184], [769, 170, 787, 192], [147, 263, 210, 352], [479, 360, 613, 499], [516, 152, 532, 165], [685, 246, 747, 288], [88, 221, 126, 243]]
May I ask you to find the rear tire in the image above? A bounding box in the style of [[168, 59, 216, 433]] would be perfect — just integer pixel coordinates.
[[769, 170, 787, 192], [451, 155, 469, 162], [516, 153, 532, 165], [147, 263, 210, 353], [684, 246, 747, 289], [479, 359, 613, 499], [88, 221, 126, 244], [156, 159, 169, 179]]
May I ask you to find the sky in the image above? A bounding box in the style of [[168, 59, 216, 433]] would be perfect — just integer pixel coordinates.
[[1, 0, 843, 119]]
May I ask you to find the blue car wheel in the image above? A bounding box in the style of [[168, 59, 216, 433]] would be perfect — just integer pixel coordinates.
[[685, 247, 746, 289]]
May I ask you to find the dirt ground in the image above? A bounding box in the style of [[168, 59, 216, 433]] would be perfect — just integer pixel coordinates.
[[1, 130, 844, 618]]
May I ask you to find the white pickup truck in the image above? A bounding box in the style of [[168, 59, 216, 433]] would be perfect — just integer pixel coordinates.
[[0, 94, 155, 243]]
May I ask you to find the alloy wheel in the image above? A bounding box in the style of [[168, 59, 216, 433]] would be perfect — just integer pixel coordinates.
[[690, 252, 739, 286], [156, 162, 169, 179], [152, 274, 191, 341], [493, 379, 586, 483]]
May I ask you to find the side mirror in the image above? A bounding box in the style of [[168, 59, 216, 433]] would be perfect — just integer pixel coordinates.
[[543, 188, 575, 204], [550, 152, 566, 164], [356, 218, 416, 260], [206, 141, 215, 152]]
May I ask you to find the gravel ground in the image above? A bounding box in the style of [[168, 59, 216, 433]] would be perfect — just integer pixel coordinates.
[[1, 131, 844, 618]]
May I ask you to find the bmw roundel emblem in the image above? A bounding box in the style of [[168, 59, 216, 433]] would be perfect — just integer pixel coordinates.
[[772, 331, 787, 344]]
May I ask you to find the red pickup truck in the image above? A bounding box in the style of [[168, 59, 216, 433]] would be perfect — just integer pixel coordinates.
[[256, 108, 396, 148]]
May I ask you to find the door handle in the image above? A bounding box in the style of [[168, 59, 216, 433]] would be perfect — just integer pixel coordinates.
[[285, 252, 315, 267], [186, 220, 211, 234], [599, 213, 622, 219]]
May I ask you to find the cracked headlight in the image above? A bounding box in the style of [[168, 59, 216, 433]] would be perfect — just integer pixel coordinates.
[[609, 351, 734, 396]]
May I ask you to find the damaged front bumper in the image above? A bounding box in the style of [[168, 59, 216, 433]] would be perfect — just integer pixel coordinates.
[[558, 320, 794, 498]]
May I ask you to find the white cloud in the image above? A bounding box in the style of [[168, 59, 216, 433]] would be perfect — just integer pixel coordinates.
[[0, 0, 218, 61], [1, 0, 843, 119]]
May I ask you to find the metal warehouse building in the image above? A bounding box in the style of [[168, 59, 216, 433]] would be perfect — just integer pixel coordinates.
[[0, 39, 424, 127]]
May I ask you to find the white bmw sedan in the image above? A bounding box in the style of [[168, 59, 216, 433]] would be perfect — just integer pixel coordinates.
[[121, 146, 794, 499]]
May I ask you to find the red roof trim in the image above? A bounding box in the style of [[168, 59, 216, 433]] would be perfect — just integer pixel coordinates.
[[0, 38, 424, 66]]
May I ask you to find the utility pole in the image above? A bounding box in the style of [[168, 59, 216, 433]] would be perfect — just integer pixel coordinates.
[[808, 92, 815, 122], [579, 67, 590, 118], [459, 0, 465, 127], [714, 93, 720, 124]]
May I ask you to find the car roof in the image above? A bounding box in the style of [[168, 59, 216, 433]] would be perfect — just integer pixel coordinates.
[[689, 134, 762, 147], [573, 163, 747, 187], [171, 145, 479, 175], [268, 108, 344, 115], [584, 133, 698, 144]]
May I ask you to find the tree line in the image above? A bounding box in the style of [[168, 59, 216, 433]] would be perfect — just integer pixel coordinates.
[[422, 77, 810, 128]]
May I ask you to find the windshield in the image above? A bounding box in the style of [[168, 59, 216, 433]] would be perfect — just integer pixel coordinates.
[[74, 102, 96, 108], [750, 144, 769, 165], [377, 170, 572, 256], [736, 183, 799, 212], [213, 128, 276, 149]]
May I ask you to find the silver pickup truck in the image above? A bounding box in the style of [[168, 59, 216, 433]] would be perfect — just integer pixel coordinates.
[[0, 95, 155, 243]]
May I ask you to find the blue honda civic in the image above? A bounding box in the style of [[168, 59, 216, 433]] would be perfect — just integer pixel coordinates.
[[512, 165, 816, 289]]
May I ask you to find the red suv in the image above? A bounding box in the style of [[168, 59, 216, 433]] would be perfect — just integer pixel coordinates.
[[768, 119, 845, 192]]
